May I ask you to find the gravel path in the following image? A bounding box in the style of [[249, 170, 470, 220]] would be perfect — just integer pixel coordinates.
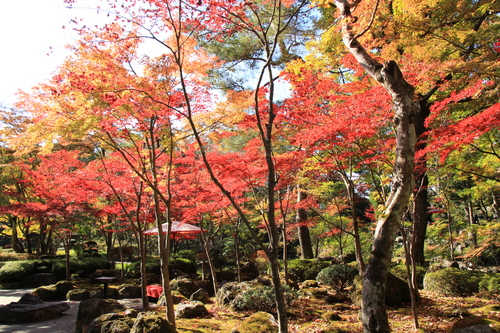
[[0, 288, 145, 333]]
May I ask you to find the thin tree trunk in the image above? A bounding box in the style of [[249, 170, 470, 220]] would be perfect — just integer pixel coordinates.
[[334, 1, 417, 332], [296, 187, 314, 259], [138, 231, 150, 308], [200, 219, 218, 295], [10, 216, 25, 253]]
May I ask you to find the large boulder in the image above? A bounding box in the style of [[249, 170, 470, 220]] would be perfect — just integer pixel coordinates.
[[130, 311, 176, 333], [240, 261, 260, 281], [170, 277, 198, 298], [233, 312, 279, 333], [87, 311, 138, 333], [157, 290, 186, 306], [118, 284, 142, 299], [33, 280, 74, 301], [349, 273, 411, 308], [67, 289, 90, 301], [450, 316, 500, 332], [190, 288, 210, 303], [175, 301, 209, 319], [75, 298, 126, 333], [0, 293, 70, 324]]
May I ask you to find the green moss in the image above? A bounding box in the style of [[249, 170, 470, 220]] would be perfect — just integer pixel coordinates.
[[423, 268, 482, 296], [316, 264, 358, 292], [235, 312, 278, 333], [287, 259, 330, 282]]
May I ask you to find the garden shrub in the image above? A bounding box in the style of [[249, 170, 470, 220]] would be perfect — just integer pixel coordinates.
[[52, 258, 111, 280], [0, 260, 36, 283], [479, 274, 500, 294], [176, 250, 198, 264], [232, 284, 298, 313], [126, 258, 195, 275], [390, 264, 427, 288], [287, 259, 330, 282], [169, 258, 196, 274], [316, 264, 358, 292], [126, 261, 162, 275], [424, 267, 483, 296]]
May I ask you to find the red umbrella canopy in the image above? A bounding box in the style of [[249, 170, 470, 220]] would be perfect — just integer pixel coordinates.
[[143, 221, 205, 240], [428, 207, 446, 214]]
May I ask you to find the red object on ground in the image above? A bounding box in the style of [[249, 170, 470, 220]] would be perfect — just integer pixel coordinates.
[[146, 285, 164, 298]]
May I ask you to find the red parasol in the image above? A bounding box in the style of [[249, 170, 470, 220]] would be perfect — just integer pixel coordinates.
[[143, 221, 205, 240], [428, 207, 446, 214]]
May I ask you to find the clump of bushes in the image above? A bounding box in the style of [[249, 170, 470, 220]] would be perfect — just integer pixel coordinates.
[[0, 258, 112, 284], [217, 281, 297, 314], [316, 264, 358, 292], [0, 260, 36, 284], [424, 267, 483, 296], [287, 259, 330, 282], [390, 264, 427, 288], [479, 274, 500, 294], [52, 257, 111, 280], [125, 257, 197, 276], [169, 258, 197, 274]]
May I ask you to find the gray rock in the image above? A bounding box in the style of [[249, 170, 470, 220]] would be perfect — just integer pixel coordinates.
[[175, 301, 209, 319], [118, 284, 142, 299], [454, 325, 497, 333], [0, 298, 70, 323], [190, 288, 210, 303], [18, 293, 44, 304], [170, 277, 198, 298], [75, 298, 126, 333]]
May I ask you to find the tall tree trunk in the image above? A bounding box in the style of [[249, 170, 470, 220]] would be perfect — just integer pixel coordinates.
[[296, 187, 314, 259], [412, 100, 430, 267], [138, 231, 150, 309], [10, 216, 25, 253], [334, 2, 417, 332], [341, 175, 365, 274], [466, 199, 478, 247]]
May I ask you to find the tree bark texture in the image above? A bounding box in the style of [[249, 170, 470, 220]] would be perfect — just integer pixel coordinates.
[[334, 1, 417, 332], [412, 100, 431, 266], [296, 188, 314, 259]]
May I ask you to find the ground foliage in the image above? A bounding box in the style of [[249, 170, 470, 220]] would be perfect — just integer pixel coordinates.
[[153, 289, 500, 332]]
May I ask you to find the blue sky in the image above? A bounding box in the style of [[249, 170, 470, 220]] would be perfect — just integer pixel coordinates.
[[0, 0, 103, 106]]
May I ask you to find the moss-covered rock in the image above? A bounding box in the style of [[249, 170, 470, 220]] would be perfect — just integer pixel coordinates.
[[118, 284, 142, 299], [170, 277, 198, 298], [321, 310, 342, 321], [87, 312, 135, 333], [233, 311, 278, 333], [424, 268, 482, 297], [67, 289, 90, 301], [349, 273, 411, 308], [75, 298, 126, 333], [449, 315, 500, 332], [175, 301, 209, 319], [130, 311, 176, 333]]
